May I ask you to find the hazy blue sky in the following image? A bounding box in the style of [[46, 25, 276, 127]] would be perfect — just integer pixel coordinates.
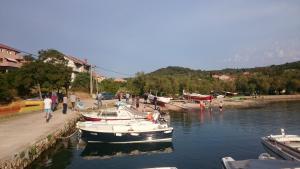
[[1, 0, 300, 77]]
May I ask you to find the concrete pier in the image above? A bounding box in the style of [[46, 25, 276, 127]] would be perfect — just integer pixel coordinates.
[[0, 98, 115, 169], [0, 107, 80, 169]]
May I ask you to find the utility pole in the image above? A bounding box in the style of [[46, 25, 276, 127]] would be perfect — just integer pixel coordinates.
[[94, 66, 98, 94], [90, 65, 93, 96]]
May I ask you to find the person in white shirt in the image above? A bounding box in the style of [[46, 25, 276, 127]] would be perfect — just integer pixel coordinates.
[[44, 95, 52, 122], [70, 93, 76, 111]]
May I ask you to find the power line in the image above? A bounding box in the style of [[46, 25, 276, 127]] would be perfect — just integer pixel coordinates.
[[7, 45, 133, 76], [94, 65, 133, 77]]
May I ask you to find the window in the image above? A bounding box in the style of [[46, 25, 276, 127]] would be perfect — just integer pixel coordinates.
[[0, 58, 3, 63]]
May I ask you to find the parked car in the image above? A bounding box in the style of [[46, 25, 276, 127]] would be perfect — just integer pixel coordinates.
[[100, 92, 115, 100]]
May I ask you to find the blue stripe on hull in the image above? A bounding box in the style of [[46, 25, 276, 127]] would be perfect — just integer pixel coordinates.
[[81, 130, 173, 144]]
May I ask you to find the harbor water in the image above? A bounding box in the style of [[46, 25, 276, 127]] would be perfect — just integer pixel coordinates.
[[27, 101, 300, 169]]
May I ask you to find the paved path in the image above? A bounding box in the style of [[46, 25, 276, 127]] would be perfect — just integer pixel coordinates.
[[0, 104, 79, 161], [0, 98, 117, 161]]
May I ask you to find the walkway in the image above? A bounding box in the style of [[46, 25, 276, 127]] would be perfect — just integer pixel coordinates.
[[0, 98, 115, 162]]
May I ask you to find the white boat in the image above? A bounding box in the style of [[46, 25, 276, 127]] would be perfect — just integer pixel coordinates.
[[81, 106, 147, 121], [77, 119, 173, 144], [148, 94, 171, 106], [222, 156, 300, 169], [261, 129, 300, 161]]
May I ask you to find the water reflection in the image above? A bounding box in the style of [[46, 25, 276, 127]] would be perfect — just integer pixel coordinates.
[[80, 142, 174, 160], [170, 107, 225, 127], [27, 101, 300, 169], [26, 139, 74, 169]]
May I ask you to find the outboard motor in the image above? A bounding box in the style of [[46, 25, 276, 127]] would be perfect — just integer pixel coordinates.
[[153, 111, 160, 123], [281, 128, 286, 137]]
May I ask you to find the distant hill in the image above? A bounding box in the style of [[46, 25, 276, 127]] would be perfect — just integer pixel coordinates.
[[149, 66, 201, 76], [148, 61, 300, 76]]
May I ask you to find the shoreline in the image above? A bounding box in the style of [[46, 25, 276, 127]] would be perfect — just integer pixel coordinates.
[[165, 94, 300, 112]]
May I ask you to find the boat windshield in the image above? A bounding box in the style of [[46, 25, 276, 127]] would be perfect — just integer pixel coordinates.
[[102, 112, 118, 117]]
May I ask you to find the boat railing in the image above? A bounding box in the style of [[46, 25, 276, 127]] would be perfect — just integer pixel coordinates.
[[269, 137, 300, 161]]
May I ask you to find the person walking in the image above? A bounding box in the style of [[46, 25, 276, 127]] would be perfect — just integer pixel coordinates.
[[219, 100, 223, 112], [125, 93, 130, 103], [136, 96, 140, 109], [51, 92, 57, 111], [62, 95, 68, 114], [117, 93, 121, 101], [131, 94, 135, 106], [70, 93, 76, 111], [44, 95, 52, 122], [144, 93, 148, 104], [97, 92, 102, 109], [153, 96, 158, 110]]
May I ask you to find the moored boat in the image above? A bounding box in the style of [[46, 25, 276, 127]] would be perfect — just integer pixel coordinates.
[[221, 156, 300, 169], [261, 129, 300, 161], [81, 106, 148, 121], [183, 90, 213, 102], [77, 120, 173, 144], [148, 94, 172, 107]]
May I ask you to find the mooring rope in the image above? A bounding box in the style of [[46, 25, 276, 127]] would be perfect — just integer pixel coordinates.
[[57, 129, 79, 139]]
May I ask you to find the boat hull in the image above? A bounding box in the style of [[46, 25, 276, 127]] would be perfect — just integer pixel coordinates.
[[80, 129, 173, 144], [184, 95, 213, 101], [261, 137, 300, 161]]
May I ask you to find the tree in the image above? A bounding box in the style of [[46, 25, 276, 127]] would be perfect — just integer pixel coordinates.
[[99, 79, 125, 94], [38, 49, 67, 65], [23, 54, 36, 62], [15, 57, 72, 98], [0, 74, 13, 103], [72, 72, 90, 92]]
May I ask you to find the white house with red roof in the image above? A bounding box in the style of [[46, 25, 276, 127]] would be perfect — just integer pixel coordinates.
[[64, 55, 91, 82], [0, 43, 24, 72]]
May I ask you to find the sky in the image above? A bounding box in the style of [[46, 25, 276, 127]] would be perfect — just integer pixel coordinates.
[[1, 0, 300, 77]]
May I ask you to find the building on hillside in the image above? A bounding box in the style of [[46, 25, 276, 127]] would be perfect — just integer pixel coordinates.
[[114, 78, 127, 83], [93, 72, 106, 83], [64, 55, 91, 82], [0, 43, 24, 72], [212, 74, 234, 81], [243, 71, 251, 76]]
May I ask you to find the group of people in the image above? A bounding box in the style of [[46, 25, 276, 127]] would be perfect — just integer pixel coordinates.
[[199, 99, 223, 112], [44, 92, 79, 122]]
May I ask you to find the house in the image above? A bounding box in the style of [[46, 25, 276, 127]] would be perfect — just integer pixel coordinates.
[[64, 55, 90, 82], [93, 72, 106, 83], [0, 43, 24, 72], [212, 74, 234, 81], [114, 78, 127, 83]]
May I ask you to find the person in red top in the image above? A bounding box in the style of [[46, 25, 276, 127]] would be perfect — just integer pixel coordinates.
[[51, 93, 57, 111]]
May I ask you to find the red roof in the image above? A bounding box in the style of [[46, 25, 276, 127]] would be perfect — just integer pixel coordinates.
[[65, 55, 90, 66], [0, 43, 20, 53]]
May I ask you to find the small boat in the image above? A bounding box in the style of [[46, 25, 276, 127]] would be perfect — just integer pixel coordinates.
[[81, 106, 147, 121], [183, 90, 213, 102], [77, 119, 173, 144], [221, 156, 300, 169], [80, 142, 173, 159], [261, 129, 300, 161], [148, 94, 172, 106]]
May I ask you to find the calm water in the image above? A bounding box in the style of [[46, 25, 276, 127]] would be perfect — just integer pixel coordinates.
[[28, 101, 300, 169]]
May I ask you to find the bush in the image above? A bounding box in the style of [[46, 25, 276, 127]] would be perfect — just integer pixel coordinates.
[[0, 74, 13, 103]]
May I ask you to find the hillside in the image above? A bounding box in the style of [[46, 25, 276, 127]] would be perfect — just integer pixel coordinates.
[[149, 61, 300, 76]]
